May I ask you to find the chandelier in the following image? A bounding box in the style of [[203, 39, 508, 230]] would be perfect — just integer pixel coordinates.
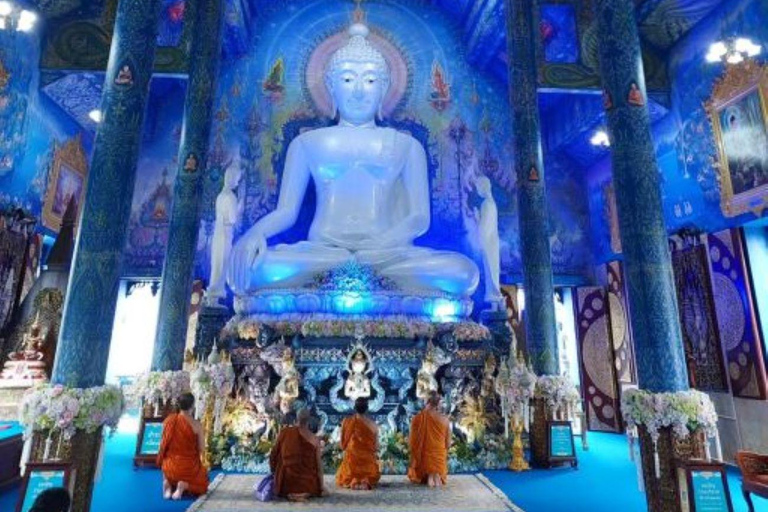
[[0, 1, 37, 32], [706, 37, 762, 65]]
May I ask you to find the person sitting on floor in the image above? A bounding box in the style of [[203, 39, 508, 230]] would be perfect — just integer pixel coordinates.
[[408, 390, 451, 488], [29, 487, 71, 512], [156, 392, 209, 499], [336, 397, 381, 490], [270, 408, 326, 501]]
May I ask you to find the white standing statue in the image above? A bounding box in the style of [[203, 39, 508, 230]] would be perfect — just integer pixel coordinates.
[[208, 167, 242, 305], [227, 22, 479, 297], [475, 175, 503, 308]]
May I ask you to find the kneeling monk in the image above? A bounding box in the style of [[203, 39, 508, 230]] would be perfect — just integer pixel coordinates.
[[336, 398, 380, 490], [157, 393, 209, 499], [270, 409, 325, 501], [408, 391, 451, 487]]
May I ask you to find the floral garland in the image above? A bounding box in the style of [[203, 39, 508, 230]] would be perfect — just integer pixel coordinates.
[[505, 362, 537, 416], [621, 389, 718, 442], [222, 316, 490, 342], [534, 374, 580, 416], [190, 361, 235, 433], [19, 384, 125, 439], [128, 370, 190, 408]]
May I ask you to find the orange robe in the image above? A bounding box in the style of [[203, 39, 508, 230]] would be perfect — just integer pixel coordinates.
[[336, 415, 381, 488], [156, 413, 209, 495], [269, 426, 323, 498], [408, 409, 450, 485]]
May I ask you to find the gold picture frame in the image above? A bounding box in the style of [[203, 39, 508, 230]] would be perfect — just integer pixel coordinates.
[[42, 135, 88, 232], [706, 60, 768, 217]]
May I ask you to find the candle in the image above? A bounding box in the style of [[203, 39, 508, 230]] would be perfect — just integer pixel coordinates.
[[635, 444, 645, 493], [714, 431, 723, 461], [43, 435, 52, 461]]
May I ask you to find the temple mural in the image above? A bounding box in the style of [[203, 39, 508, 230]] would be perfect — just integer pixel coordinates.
[[587, 0, 768, 265]]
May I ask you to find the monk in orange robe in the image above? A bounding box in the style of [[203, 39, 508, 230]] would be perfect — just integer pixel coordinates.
[[408, 390, 451, 487], [336, 397, 381, 490], [270, 409, 326, 501], [156, 393, 209, 499]]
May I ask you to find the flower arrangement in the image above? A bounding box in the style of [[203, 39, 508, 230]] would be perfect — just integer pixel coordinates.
[[321, 436, 344, 473], [219, 436, 274, 473], [222, 315, 490, 342], [448, 434, 513, 473], [190, 360, 235, 433], [621, 388, 718, 442], [129, 370, 190, 409], [19, 384, 125, 439], [534, 374, 580, 417], [452, 322, 490, 342], [379, 431, 410, 474], [506, 360, 537, 417]]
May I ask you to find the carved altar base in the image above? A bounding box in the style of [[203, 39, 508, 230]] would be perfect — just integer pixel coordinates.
[[200, 312, 513, 473], [638, 426, 707, 512]]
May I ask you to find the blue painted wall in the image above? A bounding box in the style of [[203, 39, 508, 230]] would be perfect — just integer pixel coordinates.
[[587, 0, 768, 265], [0, 30, 91, 227]]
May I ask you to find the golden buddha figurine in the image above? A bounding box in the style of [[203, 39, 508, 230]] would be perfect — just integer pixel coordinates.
[[0, 312, 49, 387]]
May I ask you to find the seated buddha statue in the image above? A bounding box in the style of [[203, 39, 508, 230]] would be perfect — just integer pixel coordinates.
[[227, 22, 479, 299], [0, 312, 48, 387]]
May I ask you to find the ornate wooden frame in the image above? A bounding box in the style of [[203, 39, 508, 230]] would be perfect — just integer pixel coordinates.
[[706, 60, 768, 217], [42, 135, 88, 233]]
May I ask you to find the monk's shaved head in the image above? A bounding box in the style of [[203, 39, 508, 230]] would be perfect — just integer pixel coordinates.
[[427, 390, 441, 408], [297, 408, 311, 426]]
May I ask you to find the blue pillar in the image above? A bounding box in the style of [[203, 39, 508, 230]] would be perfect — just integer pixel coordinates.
[[595, 0, 687, 392], [152, 0, 224, 371], [52, 0, 162, 388], [504, 0, 559, 375]]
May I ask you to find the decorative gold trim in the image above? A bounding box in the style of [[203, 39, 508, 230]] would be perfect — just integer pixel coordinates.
[[42, 135, 88, 232], [705, 59, 768, 218]]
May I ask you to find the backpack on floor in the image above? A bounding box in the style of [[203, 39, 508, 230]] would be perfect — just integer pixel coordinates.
[[254, 474, 274, 502]]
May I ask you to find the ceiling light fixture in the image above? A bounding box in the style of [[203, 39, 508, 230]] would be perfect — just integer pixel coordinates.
[[88, 109, 103, 123], [590, 130, 610, 148], [0, 2, 38, 32], [16, 9, 36, 32], [706, 37, 762, 64]]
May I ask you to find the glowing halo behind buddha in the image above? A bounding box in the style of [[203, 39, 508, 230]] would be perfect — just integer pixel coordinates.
[[226, 14, 480, 322]]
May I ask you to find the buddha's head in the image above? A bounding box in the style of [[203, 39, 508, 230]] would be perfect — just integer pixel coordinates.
[[224, 166, 242, 190], [325, 23, 390, 125], [476, 175, 492, 199]]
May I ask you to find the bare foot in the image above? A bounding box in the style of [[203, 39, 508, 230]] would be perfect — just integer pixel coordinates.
[[288, 493, 310, 502], [163, 480, 172, 500], [172, 481, 188, 500]]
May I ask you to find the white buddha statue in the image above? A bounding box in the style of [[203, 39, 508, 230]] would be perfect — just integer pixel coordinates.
[[207, 166, 242, 305], [227, 22, 479, 298], [475, 176, 503, 307]]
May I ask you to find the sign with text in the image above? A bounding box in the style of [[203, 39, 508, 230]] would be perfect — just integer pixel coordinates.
[[678, 462, 733, 512], [134, 417, 164, 466], [16, 463, 74, 512], [547, 421, 577, 468], [139, 421, 164, 455]]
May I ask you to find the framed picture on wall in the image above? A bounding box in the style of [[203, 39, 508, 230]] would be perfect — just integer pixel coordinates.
[[706, 60, 768, 217], [42, 135, 88, 233]]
